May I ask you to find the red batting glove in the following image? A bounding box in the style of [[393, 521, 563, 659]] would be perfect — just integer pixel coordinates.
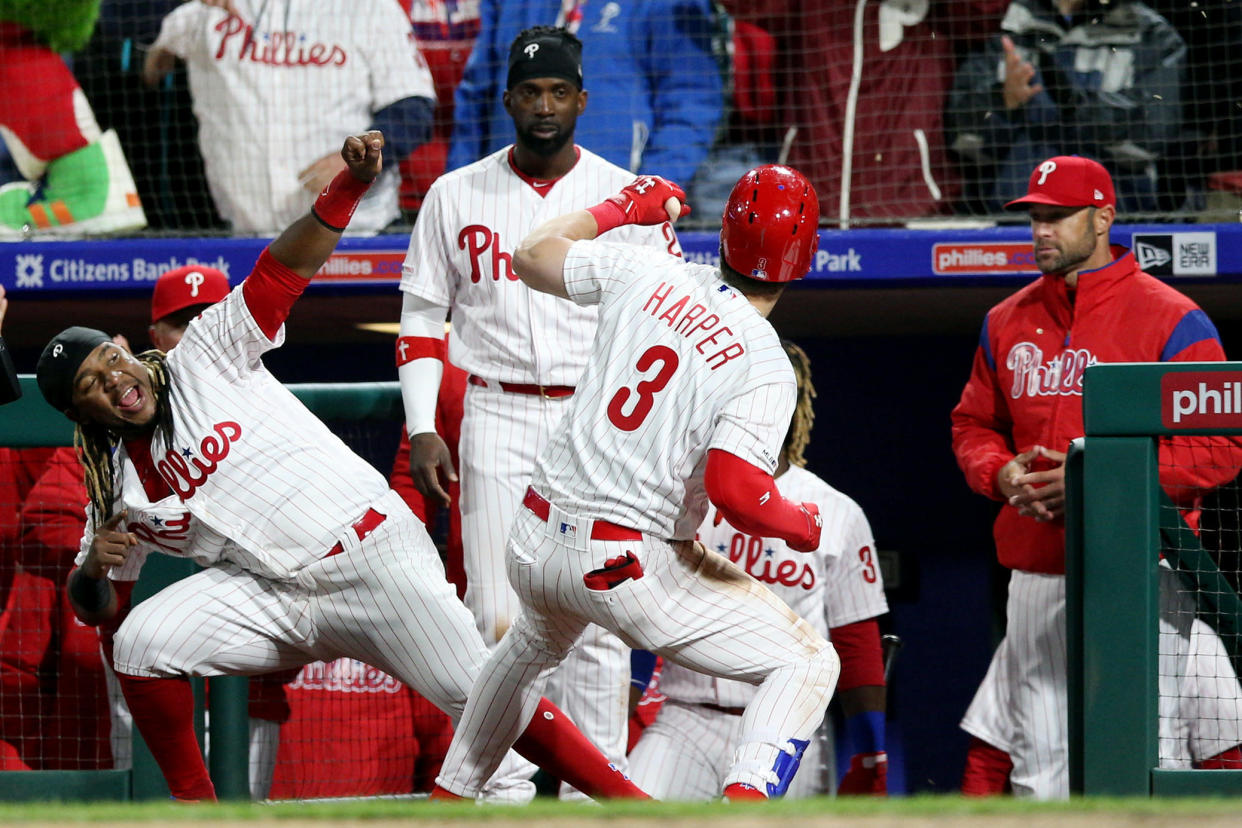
[[587, 175, 691, 234], [788, 501, 822, 553], [838, 751, 888, 795]]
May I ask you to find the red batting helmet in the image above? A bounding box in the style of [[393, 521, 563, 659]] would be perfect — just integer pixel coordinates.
[[720, 165, 820, 283]]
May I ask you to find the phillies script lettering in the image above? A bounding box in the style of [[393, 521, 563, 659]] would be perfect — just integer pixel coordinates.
[[214, 16, 347, 67], [156, 422, 242, 500], [130, 513, 191, 555], [1006, 342, 1096, 398], [458, 224, 516, 282], [728, 532, 815, 589]]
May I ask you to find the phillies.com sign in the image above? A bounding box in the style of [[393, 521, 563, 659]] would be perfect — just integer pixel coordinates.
[[1161, 371, 1242, 428]]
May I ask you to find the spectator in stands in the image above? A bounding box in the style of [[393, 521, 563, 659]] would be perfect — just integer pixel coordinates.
[[448, 1, 723, 190], [947, 0, 1187, 213], [0, 1, 148, 237], [719, 0, 969, 224], [399, 0, 481, 216], [142, 0, 437, 235]]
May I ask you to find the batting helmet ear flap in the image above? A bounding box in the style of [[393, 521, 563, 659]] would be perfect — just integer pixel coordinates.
[[720, 165, 820, 283]]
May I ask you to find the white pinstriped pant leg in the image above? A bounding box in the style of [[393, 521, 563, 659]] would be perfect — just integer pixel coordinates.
[[1004, 572, 1068, 800], [628, 701, 736, 800], [459, 386, 630, 778], [111, 563, 317, 679], [961, 573, 1018, 754]]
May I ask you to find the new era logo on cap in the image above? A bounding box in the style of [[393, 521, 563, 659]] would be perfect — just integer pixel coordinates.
[[1004, 155, 1116, 211]]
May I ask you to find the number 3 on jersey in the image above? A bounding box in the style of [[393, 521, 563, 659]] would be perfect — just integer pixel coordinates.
[[607, 345, 679, 431]]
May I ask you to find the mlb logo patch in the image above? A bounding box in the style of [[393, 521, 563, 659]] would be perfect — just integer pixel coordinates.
[[558, 522, 577, 541]]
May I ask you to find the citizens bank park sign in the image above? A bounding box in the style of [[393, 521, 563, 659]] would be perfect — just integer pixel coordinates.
[[2, 224, 1240, 294]]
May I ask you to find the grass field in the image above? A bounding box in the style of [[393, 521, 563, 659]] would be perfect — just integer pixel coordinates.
[[4, 795, 1242, 828]]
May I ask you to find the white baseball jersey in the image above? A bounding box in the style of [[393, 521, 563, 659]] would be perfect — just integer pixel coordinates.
[[659, 466, 889, 708], [74, 284, 390, 583], [400, 146, 681, 385], [153, 0, 434, 233], [532, 240, 796, 540]]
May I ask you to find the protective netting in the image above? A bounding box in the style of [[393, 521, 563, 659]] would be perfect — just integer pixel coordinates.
[[0, 416, 456, 799], [5, 1, 1242, 238], [1157, 469, 1242, 770]]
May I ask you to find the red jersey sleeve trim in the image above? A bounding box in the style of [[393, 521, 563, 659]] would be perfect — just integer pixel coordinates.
[[242, 248, 308, 340]]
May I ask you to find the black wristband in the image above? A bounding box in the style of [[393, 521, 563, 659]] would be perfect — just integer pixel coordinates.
[[68, 568, 113, 614]]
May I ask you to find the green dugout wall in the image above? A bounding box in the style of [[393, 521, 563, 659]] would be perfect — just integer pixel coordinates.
[[1068, 362, 1242, 795]]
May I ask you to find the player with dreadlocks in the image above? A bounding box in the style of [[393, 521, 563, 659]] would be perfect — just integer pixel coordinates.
[[626, 339, 893, 798], [33, 132, 649, 803]]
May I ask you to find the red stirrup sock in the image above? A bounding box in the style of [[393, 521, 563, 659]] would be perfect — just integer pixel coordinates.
[[960, 736, 1013, 796], [116, 674, 216, 801], [512, 697, 650, 799], [723, 782, 767, 801], [429, 784, 465, 801]]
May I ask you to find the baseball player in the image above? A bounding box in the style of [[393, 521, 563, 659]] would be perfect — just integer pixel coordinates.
[[143, 0, 436, 234], [430, 165, 837, 802], [953, 155, 1242, 799], [38, 132, 646, 803], [628, 340, 890, 800], [398, 26, 681, 793]]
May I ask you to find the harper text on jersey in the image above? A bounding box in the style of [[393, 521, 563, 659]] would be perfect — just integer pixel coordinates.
[[642, 282, 745, 370]]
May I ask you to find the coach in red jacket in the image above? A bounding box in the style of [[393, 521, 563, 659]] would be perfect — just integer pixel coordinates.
[[951, 155, 1242, 798]]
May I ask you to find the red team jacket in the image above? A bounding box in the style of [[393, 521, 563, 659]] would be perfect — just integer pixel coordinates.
[[952, 248, 1242, 574]]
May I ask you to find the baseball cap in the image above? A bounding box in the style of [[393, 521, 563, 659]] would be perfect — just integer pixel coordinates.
[[1003, 156, 1116, 211], [507, 26, 583, 90], [151, 265, 231, 324], [37, 326, 111, 413]]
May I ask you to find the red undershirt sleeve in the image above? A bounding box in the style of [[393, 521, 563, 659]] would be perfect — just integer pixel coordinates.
[[703, 449, 816, 550], [241, 248, 309, 340], [830, 618, 885, 691]]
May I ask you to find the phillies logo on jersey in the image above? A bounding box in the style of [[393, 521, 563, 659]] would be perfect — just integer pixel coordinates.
[[156, 421, 242, 500], [214, 16, 347, 67], [725, 532, 815, 590], [458, 224, 517, 282], [130, 512, 192, 554], [1006, 342, 1096, 398]]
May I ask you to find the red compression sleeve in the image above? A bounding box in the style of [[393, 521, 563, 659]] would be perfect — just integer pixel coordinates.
[[830, 618, 885, 691], [242, 248, 308, 340], [704, 449, 816, 549]]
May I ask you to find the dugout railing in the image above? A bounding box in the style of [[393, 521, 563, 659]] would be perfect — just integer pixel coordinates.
[[0, 377, 403, 801], [1067, 362, 1242, 796]]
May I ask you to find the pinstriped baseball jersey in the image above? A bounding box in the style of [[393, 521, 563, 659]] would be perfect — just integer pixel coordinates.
[[531, 240, 795, 540], [153, 0, 434, 233], [660, 466, 888, 708], [80, 287, 391, 581], [399, 147, 682, 385]]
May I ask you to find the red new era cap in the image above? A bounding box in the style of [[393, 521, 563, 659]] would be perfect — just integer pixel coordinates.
[[1004, 155, 1116, 210], [151, 265, 231, 324]]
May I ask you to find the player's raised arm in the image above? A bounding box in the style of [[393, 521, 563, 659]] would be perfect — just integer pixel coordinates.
[[513, 175, 689, 299], [267, 132, 384, 279], [239, 132, 383, 339]]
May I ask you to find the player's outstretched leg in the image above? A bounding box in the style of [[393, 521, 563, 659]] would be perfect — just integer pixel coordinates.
[[435, 613, 649, 800], [721, 643, 839, 799]]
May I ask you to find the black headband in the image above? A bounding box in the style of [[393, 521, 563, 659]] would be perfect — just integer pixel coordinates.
[[507, 30, 583, 90], [37, 326, 111, 413]]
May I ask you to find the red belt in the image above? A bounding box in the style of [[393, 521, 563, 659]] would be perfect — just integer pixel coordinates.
[[469, 374, 575, 399], [325, 508, 387, 557], [522, 487, 642, 541]]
